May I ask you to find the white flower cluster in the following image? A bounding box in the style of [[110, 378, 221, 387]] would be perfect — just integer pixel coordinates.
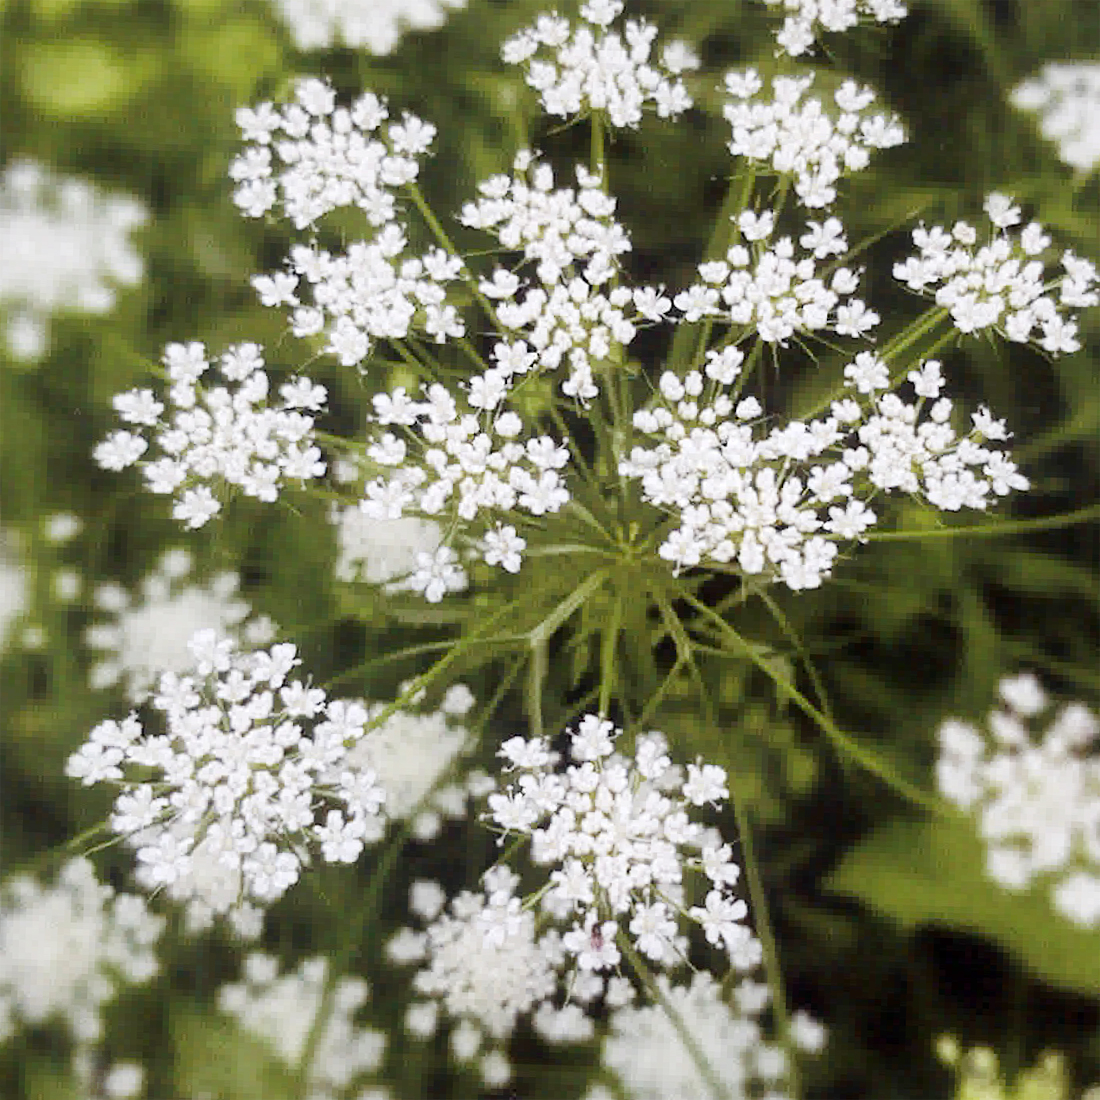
[[673, 211, 879, 344], [937, 673, 1100, 928], [218, 953, 387, 1100], [387, 867, 564, 1087], [0, 159, 145, 362], [361, 382, 569, 592], [235, 79, 467, 368], [94, 341, 327, 529], [724, 70, 905, 209], [621, 357, 1027, 589], [488, 715, 761, 973], [756, 0, 908, 57], [345, 682, 491, 839], [894, 193, 1099, 354], [270, 0, 465, 55], [233, 78, 433, 229], [86, 547, 276, 701], [0, 858, 162, 1046], [390, 718, 769, 1086], [66, 630, 386, 934], [501, 0, 696, 129], [585, 972, 789, 1100], [1011, 62, 1100, 174], [460, 152, 652, 402], [332, 506, 469, 598]]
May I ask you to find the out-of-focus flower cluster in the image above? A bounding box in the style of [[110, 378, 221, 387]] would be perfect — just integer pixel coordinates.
[[1011, 62, 1100, 174], [502, 0, 697, 129], [94, 341, 327, 528], [0, 159, 145, 362], [86, 547, 276, 701], [937, 674, 1100, 928], [270, 0, 465, 55], [622, 357, 1027, 589], [218, 953, 388, 1100], [66, 630, 387, 935], [0, 858, 162, 1045], [894, 193, 1098, 354]]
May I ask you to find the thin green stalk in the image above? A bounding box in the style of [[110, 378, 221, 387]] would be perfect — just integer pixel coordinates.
[[757, 589, 834, 721], [616, 931, 734, 1100], [677, 586, 949, 816], [598, 589, 623, 716], [861, 502, 1100, 541]]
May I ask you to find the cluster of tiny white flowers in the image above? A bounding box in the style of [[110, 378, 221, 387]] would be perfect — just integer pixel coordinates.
[[0, 159, 145, 362], [94, 341, 326, 529], [86, 547, 276, 701], [233, 78, 433, 229], [937, 673, 1100, 929], [0, 858, 162, 1046], [332, 506, 469, 596], [501, 0, 696, 129], [621, 357, 1027, 589], [585, 972, 789, 1100], [894, 193, 1099, 354], [345, 683, 492, 840], [387, 866, 564, 1087], [270, 0, 465, 55], [1011, 62, 1100, 174], [724, 70, 905, 209], [673, 211, 879, 344], [460, 152, 654, 403], [218, 954, 388, 1100], [489, 716, 762, 975], [360, 382, 569, 590], [66, 630, 386, 934], [756, 0, 907, 57]]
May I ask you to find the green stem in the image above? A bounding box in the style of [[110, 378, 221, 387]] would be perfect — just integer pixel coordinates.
[[616, 931, 734, 1100], [861, 502, 1100, 541], [677, 586, 949, 816]]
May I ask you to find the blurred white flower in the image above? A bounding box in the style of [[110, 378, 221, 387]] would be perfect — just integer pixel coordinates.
[[1012, 62, 1100, 173]]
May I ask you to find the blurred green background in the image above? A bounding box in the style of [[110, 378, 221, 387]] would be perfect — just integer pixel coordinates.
[[0, 0, 1097, 1097]]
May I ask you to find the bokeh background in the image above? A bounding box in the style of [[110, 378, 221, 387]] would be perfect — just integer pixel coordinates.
[[1, 0, 1097, 1096]]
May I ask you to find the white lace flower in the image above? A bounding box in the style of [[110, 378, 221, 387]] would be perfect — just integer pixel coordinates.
[[724, 70, 904, 209], [360, 382, 570, 586], [0, 159, 145, 362], [593, 972, 789, 1100], [486, 718, 761, 974], [756, 0, 908, 58], [894, 196, 1098, 354], [937, 674, 1100, 928], [673, 212, 878, 344], [218, 953, 386, 1099], [270, 0, 466, 55], [621, 359, 1026, 589], [94, 341, 326, 528], [1012, 62, 1100, 173], [390, 867, 562, 1084], [0, 858, 162, 1045], [86, 547, 276, 701], [66, 631, 386, 931], [502, 1, 695, 128]]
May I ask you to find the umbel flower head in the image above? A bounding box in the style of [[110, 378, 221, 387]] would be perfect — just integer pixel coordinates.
[[86, 547, 277, 701], [937, 673, 1100, 928], [0, 159, 146, 362], [0, 858, 163, 1046], [218, 953, 387, 1100], [270, 0, 466, 55], [389, 717, 768, 1084], [94, 341, 327, 529], [66, 630, 386, 935], [1011, 61, 1100, 174]]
